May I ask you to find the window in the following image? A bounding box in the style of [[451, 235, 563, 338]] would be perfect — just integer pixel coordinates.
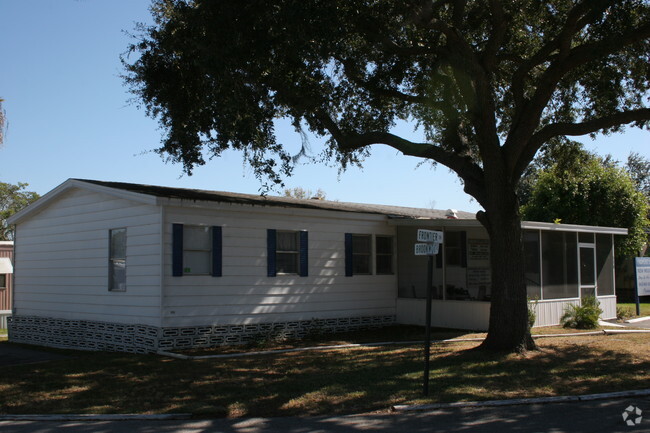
[[444, 231, 464, 267], [109, 228, 126, 291], [345, 233, 395, 276], [267, 229, 308, 277], [0, 274, 6, 289], [172, 224, 222, 277], [183, 225, 212, 275], [276, 231, 299, 274], [352, 234, 372, 275], [376, 236, 394, 274]]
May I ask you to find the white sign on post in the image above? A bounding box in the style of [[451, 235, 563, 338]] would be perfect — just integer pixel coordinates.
[[415, 243, 439, 256], [417, 229, 443, 244], [635, 257, 650, 297]]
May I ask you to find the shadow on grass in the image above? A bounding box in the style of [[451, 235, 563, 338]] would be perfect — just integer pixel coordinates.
[[1, 334, 649, 418]]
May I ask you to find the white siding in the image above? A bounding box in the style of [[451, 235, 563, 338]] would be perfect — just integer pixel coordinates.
[[13, 188, 161, 325], [531, 299, 579, 327], [396, 298, 490, 330], [162, 203, 397, 327], [599, 296, 617, 320], [531, 295, 617, 326], [397, 296, 616, 329]]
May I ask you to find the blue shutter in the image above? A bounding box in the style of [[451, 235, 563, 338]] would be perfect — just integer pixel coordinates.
[[172, 223, 183, 277], [267, 229, 277, 277], [299, 230, 308, 277], [212, 226, 222, 277], [345, 233, 353, 277]]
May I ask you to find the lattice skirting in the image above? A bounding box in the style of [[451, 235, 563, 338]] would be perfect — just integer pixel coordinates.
[[8, 316, 159, 354], [8, 314, 396, 354]]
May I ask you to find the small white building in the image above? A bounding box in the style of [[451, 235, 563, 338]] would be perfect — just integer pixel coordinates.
[[7, 179, 625, 353], [0, 241, 13, 328]]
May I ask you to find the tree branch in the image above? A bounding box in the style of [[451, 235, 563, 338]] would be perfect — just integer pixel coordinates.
[[313, 109, 486, 199], [505, 11, 650, 176], [510, 0, 616, 111], [482, 0, 506, 72], [337, 58, 432, 106], [513, 108, 650, 179]]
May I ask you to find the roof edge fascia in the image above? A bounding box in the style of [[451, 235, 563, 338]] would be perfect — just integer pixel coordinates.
[[390, 218, 628, 235], [156, 196, 391, 221], [387, 218, 481, 227], [521, 220, 628, 235]]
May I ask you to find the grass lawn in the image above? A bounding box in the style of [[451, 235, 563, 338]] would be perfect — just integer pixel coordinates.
[[1, 326, 649, 418], [617, 303, 650, 317]]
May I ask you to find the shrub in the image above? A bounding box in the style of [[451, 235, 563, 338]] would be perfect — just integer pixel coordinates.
[[561, 296, 602, 329], [616, 306, 635, 322], [527, 297, 539, 329]]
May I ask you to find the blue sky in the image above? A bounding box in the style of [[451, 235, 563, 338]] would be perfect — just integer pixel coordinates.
[[1, 1, 648, 214]]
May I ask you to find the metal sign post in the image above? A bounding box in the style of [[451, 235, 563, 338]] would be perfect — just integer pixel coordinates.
[[415, 229, 443, 397], [423, 252, 433, 396]]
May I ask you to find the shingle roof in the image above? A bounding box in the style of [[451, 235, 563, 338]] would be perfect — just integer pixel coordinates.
[[75, 179, 476, 220]]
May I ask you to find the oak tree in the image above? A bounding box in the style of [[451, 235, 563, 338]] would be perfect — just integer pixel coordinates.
[[124, 0, 650, 351]]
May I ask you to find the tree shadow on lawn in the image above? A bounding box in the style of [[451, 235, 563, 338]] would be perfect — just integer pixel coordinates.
[[1, 336, 648, 418], [426, 338, 650, 404]]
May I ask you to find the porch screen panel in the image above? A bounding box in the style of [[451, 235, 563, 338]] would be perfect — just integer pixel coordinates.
[[596, 233, 615, 295], [541, 231, 578, 299], [523, 230, 541, 299]]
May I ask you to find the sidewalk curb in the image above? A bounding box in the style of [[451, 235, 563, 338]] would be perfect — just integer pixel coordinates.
[[626, 316, 650, 323], [391, 389, 650, 412], [0, 413, 193, 422]]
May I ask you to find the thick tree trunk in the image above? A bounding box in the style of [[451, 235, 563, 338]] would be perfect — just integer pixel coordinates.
[[477, 189, 536, 352]]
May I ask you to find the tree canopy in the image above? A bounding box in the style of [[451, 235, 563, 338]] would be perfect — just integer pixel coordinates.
[[521, 146, 649, 257], [125, 0, 650, 352], [0, 182, 40, 241], [125, 0, 650, 199], [626, 151, 650, 198]]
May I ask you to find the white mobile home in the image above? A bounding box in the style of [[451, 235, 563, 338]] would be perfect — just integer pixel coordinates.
[[7, 179, 625, 353]]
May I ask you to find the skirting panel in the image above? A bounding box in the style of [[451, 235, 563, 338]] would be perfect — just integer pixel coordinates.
[[8, 314, 396, 354], [8, 315, 159, 354]]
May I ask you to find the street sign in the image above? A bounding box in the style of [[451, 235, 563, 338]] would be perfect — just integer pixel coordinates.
[[414, 242, 439, 256], [417, 229, 443, 244]]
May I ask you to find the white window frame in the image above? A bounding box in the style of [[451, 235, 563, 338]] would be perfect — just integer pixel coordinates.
[[375, 235, 395, 275], [108, 228, 127, 292], [276, 230, 300, 275], [352, 234, 373, 275], [183, 225, 212, 275]]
